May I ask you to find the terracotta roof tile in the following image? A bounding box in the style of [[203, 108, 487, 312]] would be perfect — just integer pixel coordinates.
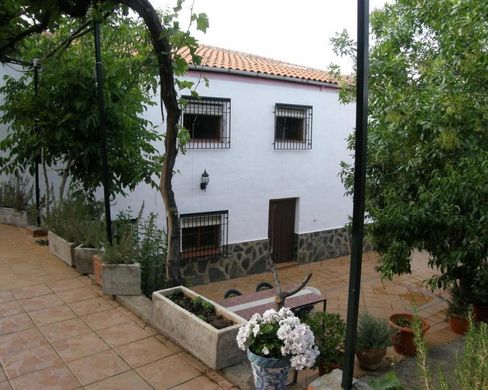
[[183, 45, 339, 86]]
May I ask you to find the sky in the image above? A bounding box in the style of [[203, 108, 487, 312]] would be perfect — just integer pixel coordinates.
[[151, 0, 388, 73]]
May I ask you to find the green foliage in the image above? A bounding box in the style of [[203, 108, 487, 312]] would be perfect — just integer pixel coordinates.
[[0, 10, 162, 196], [415, 315, 488, 390], [137, 213, 167, 298], [102, 229, 136, 265], [447, 284, 469, 317], [368, 372, 404, 390], [305, 312, 345, 369], [335, 0, 488, 295], [44, 196, 102, 243], [356, 312, 391, 350], [471, 268, 488, 305], [193, 296, 215, 314], [249, 321, 282, 359], [0, 176, 31, 210]]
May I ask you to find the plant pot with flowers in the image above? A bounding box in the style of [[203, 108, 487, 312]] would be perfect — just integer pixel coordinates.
[[355, 312, 391, 370], [304, 312, 346, 375], [237, 307, 319, 390], [447, 284, 470, 334], [389, 313, 430, 356]]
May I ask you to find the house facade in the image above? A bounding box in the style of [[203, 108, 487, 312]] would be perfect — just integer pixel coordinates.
[[115, 46, 356, 284], [0, 46, 355, 285]]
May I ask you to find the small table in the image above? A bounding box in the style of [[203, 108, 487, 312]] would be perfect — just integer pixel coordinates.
[[219, 286, 326, 320]]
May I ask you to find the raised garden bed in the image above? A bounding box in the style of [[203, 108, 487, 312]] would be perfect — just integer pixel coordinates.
[[48, 230, 77, 266], [73, 245, 99, 274], [152, 286, 245, 370], [0, 207, 28, 227]]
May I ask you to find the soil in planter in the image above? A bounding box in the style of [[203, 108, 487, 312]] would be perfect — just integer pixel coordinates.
[[36, 239, 49, 246], [392, 317, 413, 328], [169, 293, 234, 330]]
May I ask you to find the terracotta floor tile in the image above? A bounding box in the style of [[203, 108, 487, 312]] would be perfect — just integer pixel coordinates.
[[84, 370, 152, 390], [29, 305, 77, 326], [0, 301, 23, 319], [154, 335, 182, 354], [51, 331, 109, 362], [67, 350, 130, 385], [48, 278, 85, 293], [0, 328, 47, 361], [0, 291, 15, 304], [0, 366, 6, 382], [96, 321, 153, 348], [18, 294, 64, 312], [11, 284, 52, 300], [55, 287, 99, 304], [0, 382, 11, 390], [9, 362, 80, 390], [81, 308, 131, 331], [3, 344, 61, 379], [171, 375, 222, 390], [0, 313, 34, 335], [39, 318, 92, 343], [115, 336, 176, 368], [136, 354, 200, 389], [68, 297, 115, 317]]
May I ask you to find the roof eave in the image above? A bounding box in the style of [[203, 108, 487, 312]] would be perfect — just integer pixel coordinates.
[[187, 64, 340, 89]]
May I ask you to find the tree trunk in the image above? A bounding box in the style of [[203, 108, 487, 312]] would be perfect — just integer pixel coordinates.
[[118, 0, 182, 284], [58, 159, 72, 202], [41, 149, 50, 215]]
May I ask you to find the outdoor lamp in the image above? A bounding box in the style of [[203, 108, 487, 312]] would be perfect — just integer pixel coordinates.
[[200, 169, 209, 190]]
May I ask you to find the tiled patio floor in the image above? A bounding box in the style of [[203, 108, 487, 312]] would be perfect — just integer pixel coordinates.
[[194, 250, 461, 388], [0, 224, 234, 390]]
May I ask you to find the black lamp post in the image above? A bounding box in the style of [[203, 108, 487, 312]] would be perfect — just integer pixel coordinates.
[[200, 169, 209, 190]]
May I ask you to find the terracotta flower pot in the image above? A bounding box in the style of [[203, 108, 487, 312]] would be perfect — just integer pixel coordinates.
[[389, 313, 430, 356], [93, 255, 103, 286], [473, 303, 488, 322], [356, 348, 387, 371], [448, 314, 469, 335]]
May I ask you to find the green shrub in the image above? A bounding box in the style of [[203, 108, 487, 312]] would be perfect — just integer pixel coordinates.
[[102, 229, 137, 265], [305, 312, 346, 370], [0, 176, 31, 210], [357, 312, 392, 350], [447, 284, 469, 317]]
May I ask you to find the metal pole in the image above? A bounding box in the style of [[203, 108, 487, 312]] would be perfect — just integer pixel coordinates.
[[33, 58, 41, 226], [342, 0, 369, 389], [94, 20, 113, 244]]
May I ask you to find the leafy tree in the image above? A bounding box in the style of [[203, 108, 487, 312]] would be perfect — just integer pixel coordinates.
[[337, 0, 488, 297], [0, 0, 208, 284], [0, 11, 161, 200]]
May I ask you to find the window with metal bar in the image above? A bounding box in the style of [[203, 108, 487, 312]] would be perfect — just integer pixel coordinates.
[[274, 104, 313, 150], [181, 96, 231, 149], [180, 210, 229, 260]]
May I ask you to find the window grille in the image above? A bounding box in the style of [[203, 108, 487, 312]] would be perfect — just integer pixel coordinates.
[[181, 96, 231, 149], [274, 104, 313, 150], [180, 210, 229, 260]]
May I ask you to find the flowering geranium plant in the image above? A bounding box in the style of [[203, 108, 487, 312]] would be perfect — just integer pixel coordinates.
[[236, 307, 319, 370]]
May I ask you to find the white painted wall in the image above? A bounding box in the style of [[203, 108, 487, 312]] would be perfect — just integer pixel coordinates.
[[1, 64, 355, 244], [118, 71, 355, 244]]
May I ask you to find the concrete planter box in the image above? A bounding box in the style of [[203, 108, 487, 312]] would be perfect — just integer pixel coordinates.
[[48, 231, 77, 266], [152, 286, 246, 370], [0, 207, 28, 227], [102, 263, 141, 296], [74, 245, 99, 274]]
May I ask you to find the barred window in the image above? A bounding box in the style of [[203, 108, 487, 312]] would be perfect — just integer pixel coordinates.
[[181, 96, 231, 149], [274, 104, 312, 150], [180, 210, 229, 260]]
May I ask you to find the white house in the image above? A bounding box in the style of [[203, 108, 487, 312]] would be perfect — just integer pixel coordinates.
[[0, 46, 355, 285]]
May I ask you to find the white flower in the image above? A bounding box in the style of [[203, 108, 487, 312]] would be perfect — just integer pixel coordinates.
[[262, 346, 270, 355]]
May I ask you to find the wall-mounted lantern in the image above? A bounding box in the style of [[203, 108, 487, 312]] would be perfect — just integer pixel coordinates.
[[200, 169, 209, 190]]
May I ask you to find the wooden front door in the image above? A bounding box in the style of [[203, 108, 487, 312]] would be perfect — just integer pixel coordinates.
[[268, 198, 296, 263]]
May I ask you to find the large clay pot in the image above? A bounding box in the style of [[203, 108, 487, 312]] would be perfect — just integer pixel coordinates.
[[389, 313, 430, 356], [247, 349, 290, 390], [448, 314, 469, 335], [356, 348, 387, 370]]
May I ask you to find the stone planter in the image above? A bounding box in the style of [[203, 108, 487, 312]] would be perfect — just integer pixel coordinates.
[[102, 263, 142, 296], [73, 245, 99, 274], [0, 207, 28, 227], [152, 286, 245, 370], [48, 231, 77, 266]]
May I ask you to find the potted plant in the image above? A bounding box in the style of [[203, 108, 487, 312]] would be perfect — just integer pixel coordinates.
[[355, 312, 391, 370], [389, 313, 430, 356], [236, 307, 319, 389], [304, 312, 345, 376], [470, 267, 488, 322], [0, 177, 32, 227], [152, 285, 245, 370], [447, 284, 470, 334], [73, 220, 104, 274], [101, 229, 141, 296]]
